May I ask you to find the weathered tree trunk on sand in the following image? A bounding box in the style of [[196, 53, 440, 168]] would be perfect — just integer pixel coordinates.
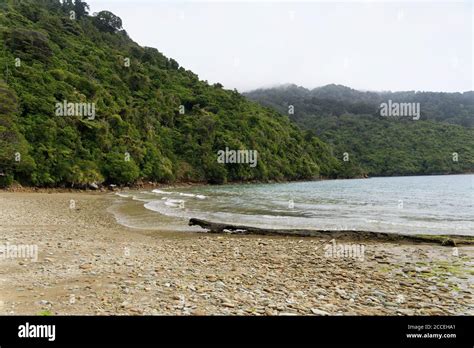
[[188, 218, 473, 246]]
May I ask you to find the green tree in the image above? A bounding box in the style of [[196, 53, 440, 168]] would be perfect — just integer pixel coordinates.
[[102, 153, 140, 185], [93, 11, 123, 33]]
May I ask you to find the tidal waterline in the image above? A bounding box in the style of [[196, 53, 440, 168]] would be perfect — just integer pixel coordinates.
[[109, 174, 474, 236]]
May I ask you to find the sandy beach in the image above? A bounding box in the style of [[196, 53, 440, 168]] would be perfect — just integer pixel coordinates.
[[0, 192, 472, 315]]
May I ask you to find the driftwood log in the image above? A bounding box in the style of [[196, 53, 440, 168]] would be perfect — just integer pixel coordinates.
[[189, 218, 474, 246]]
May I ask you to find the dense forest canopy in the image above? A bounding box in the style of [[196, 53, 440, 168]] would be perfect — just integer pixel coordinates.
[[245, 84, 474, 177], [0, 0, 345, 187], [1, 0, 471, 188]]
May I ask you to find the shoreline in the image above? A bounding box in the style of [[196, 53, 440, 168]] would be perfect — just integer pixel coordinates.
[[0, 192, 472, 315], [3, 171, 473, 194], [3, 182, 472, 242], [4, 184, 471, 242]]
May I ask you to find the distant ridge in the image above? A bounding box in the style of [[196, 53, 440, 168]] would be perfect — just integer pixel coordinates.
[[244, 84, 474, 177]]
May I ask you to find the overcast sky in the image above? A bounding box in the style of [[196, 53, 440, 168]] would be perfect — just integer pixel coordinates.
[[87, 0, 473, 93]]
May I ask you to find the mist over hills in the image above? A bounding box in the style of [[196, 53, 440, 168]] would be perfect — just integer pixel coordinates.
[[246, 84, 474, 127], [245, 84, 474, 177]]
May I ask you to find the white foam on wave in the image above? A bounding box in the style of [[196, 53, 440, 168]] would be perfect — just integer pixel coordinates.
[[164, 199, 185, 208], [179, 192, 207, 199], [144, 200, 189, 219], [150, 189, 207, 199], [152, 189, 173, 195], [131, 195, 150, 202], [260, 214, 289, 219]]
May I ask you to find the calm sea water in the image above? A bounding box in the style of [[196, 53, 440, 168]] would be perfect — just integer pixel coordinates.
[[109, 174, 474, 235]]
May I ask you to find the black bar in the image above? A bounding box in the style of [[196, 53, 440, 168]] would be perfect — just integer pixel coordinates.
[[0, 316, 472, 346]]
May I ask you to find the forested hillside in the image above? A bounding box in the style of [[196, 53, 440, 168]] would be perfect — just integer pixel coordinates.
[[0, 0, 341, 187], [247, 84, 474, 127], [245, 84, 474, 177]]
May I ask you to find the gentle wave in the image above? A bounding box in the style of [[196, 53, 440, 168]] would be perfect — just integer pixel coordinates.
[[151, 189, 207, 199], [115, 192, 132, 198], [112, 175, 474, 235], [151, 189, 172, 195]]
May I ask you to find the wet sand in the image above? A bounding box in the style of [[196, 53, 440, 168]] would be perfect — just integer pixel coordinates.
[[0, 192, 472, 315]]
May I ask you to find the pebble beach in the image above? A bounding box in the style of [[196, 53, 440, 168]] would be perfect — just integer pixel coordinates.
[[0, 192, 472, 316]]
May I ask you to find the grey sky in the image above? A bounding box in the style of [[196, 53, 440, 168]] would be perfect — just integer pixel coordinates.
[[87, 0, 473, 92]]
